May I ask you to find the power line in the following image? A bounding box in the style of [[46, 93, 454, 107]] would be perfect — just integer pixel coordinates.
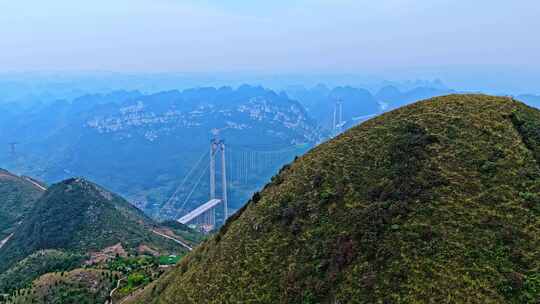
[[228, 143, 309, 152], [8, 142, 19, 155]]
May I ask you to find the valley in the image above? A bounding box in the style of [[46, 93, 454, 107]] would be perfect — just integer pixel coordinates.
[[0, 86, 323, 223]]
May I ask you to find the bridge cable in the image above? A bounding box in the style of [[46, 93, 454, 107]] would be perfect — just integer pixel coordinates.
[[160, 151, 209, 213], [177, 160, 212, 217]]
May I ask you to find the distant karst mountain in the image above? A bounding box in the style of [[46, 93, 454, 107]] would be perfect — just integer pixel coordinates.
[[127, 95, 540, 303], [0, 85, 323, 220], [375, 85, 455, 110], [285, 83, 459, 134], [286, 85, 381, 130]]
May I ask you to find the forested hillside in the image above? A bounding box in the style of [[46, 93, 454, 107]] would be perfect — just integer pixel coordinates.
[[0, 177, 202, 302], [0, 169, 44, 241]]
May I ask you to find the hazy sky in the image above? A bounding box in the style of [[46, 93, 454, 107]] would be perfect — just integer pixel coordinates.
[[0, 0, 539, 91]]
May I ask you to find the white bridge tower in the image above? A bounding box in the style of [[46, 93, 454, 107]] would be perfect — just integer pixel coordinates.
[[178, 139, 229, 231]]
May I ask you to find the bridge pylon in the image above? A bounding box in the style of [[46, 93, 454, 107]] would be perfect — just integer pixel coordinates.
[[178, 138, 229, 232], [333, 98, 344, 135]]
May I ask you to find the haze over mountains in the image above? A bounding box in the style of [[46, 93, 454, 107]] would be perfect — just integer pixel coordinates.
[[2, 77, 539, 225], [0, 85, 321, 221]]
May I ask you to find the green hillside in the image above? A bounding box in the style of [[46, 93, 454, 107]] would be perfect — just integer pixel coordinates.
[[127, 95, 540, 304], [0, 178, 200, 296], [0, 169, 44, 240]]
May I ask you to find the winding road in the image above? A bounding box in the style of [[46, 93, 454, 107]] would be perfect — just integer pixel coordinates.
[[22, 177, 47, 191], [151, 230, 193, 251], [0, 233, 13, 250], [106, 277, 126, 304]]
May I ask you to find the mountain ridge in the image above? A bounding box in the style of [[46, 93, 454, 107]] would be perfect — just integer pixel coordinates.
[[0, 177, 201, 296], [0, 168, 45, 241]]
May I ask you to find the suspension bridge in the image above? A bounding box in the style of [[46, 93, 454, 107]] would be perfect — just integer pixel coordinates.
[[161, 98, 377, 232], [161, 138, 309, 232]]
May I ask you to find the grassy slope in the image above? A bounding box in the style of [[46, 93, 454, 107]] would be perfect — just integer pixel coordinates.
[[0, 170, 44, 239], [129, 95, 540, 304]]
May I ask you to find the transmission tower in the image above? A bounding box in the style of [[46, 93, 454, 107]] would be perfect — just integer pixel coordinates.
[[8, 142, 19, 156]]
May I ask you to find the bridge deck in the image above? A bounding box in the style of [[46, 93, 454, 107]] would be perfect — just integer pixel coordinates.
[[178, 199, 222, 224]]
